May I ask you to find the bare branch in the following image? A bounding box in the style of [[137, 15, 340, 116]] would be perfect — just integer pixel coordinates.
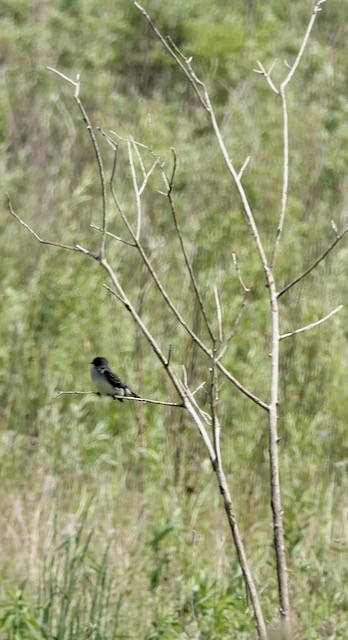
[[280, 305, 343, 340], [48, 67, 108, 260], [217, 289, 251, 362], [184, 396, 217, 462], [168, 147, 177, 194], [131, 2, 207, 108], [232, 252, 251, 294], [210, 351, 222, 468], [271, 85, 289, 270], [202, 86, 270, 276], [53, 390, 184, 407], [131, 135, 147, 179], [47, 66, 76, 87], [7, 196, 89, 254], [109, 150, 213, 352], [166, 343, 172, 367], [281, 0, 326, 90], [253, 60, 279, 95], [131, 138, 159, 197], [103, 284, 127, 305], [91, 222, 136, 247], [191, 380, 206, 396], [238, 155, 251, 180], [159, 148, 216, 342], [183, 380, 211, 425], [127, 139, 142, 241], [256, 2, 326, 274], [54, 391, 95, 398], [214, 286, 223, 344], [217, 361, 268, 411], [278, 226, 348, 298], [211, 456, 268, 640]]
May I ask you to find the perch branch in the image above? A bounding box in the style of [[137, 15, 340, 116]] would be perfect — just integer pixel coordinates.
[[53, 390, 184, 407]]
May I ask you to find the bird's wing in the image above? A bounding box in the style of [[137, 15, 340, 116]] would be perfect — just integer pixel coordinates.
[[103, 367, 124, 389], [103, 367, 140, 398]]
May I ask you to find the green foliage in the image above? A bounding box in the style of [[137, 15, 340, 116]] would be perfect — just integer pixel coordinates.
[[0, 589, 45, 640], [0, 0, 347, 638]]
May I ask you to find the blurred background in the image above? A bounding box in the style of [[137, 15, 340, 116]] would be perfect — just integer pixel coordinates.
[[0, 1, 347, 638]]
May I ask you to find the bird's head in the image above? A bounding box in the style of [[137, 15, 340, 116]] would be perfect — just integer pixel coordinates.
[[91, 356, 109, 367]]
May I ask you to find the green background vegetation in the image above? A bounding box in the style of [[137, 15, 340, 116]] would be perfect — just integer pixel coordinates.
[[0, 0, 347, 638]]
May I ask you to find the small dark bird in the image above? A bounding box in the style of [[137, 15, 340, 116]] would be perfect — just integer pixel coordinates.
[[90, 356, 140, 402]]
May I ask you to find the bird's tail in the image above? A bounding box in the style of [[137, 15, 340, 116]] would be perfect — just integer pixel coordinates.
[[125, 387, 140, 399]]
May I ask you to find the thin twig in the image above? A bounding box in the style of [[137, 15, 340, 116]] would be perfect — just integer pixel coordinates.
[[271, 86, 288, 269], [131, 135, 147, 179], [217, 290, 251, 362], [183, 383, 212, 424], [181, 367, 211, 423], [210, 348, 222, 468], [253, 60, 279, 95], [7, 196, 92, 255], [280, 305, 343, 340], [232, 252, 251, 294], [166, 343, 172, 367], [131, 2, 206, 108], [160, 148, 216, 342], [214, 286, 223, 344], [191, 380, 206, 396], [127, 139, 142, 241], [278, 226, 348, 298], [103, 284, 127, 304], [281, 0, 326, 90], [131, 138, 159, 197], [90, 223, 136, 247], [238, 156, 251, 180]]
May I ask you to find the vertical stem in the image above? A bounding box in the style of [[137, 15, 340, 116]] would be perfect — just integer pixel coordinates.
[[212, 463, 268, 640], [271, 87, 288, 270], [268, 272, 290, 638]]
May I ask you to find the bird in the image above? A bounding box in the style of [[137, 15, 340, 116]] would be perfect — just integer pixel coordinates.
[[90, 356, 140, 402]]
